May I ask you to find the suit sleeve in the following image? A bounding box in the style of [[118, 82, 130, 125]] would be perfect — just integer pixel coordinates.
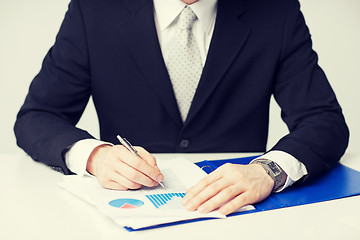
[[271, 0, 349, 183], [14, 0, 94, 174]]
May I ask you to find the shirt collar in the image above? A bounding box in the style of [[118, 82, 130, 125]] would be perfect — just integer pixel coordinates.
[[154, 0, 217, 35]]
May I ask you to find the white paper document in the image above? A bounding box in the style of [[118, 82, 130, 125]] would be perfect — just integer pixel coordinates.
[[59, 158, 254, 230]]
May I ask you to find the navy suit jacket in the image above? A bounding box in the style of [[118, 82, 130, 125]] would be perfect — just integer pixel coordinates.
[[15, 0, 349, 184]]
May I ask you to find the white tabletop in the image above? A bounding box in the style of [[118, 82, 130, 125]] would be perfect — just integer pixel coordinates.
[[1, 152, 360, 240]]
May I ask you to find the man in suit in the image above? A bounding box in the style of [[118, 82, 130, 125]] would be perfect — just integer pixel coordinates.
[[14, 0, 349, 215]]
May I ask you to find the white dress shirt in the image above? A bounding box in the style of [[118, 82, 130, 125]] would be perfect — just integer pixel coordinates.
[[65, 0, 308, 191]]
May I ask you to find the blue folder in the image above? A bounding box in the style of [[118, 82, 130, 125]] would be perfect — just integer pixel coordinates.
[[125, 156, 360, 231], [196, 156, 360, 214]]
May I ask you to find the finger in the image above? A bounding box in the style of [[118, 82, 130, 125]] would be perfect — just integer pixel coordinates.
[[219, 192, 251, 215], [197, 184, 244, 214], [183, 176, 229, 212], [98, 170, 142, 191], [101, 178, 141, 191], [109, 170, 142, 190], [96, 166, 141, 190], [183, 167, 224, 205], [101, 180, 129, 191], [135, 147, 164, 181], [96, 157, 147, 189], [114, 146, 163, 185], [135, 147, 157, 167], [112, 158, 159, 187]]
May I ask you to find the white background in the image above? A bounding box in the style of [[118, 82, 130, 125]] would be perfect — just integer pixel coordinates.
[[1, 0, 359, 155]]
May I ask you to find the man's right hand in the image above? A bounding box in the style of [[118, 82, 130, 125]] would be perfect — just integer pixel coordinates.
[[86, 144, 164, 190]]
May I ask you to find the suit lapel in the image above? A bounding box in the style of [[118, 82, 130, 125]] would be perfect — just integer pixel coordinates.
[[116, 0, 250, 127], [117, 0, 183, 126], [185, 0, 251, 125]]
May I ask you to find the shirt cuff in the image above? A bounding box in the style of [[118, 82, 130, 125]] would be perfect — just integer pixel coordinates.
[[64, 139, 113, 176], [251, 150, 308, 192]]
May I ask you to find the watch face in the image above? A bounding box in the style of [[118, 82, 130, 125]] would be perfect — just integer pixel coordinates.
[[268, 161, 281, 175]]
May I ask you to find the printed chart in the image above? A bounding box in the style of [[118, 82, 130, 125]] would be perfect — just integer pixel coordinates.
[[108, 198, 145, 209], [146, 193, 186, 209]]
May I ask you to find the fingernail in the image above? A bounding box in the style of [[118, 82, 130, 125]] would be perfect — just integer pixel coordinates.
[[157, 174, 164, 183], [219, 207, 228, 215], [183, 201, 195, 211], [184, 204, 193, 211], [198, 205, 206, 213]]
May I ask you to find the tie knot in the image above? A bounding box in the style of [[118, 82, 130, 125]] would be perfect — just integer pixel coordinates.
[[179, 6, 197, 31]]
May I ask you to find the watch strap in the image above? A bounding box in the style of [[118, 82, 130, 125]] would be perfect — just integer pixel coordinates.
[[251, 159, 287, 192]]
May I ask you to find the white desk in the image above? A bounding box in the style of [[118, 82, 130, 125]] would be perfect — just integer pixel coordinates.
[[1, 152, 360, 240]]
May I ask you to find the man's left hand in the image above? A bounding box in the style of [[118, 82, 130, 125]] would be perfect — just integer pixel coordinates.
[[182, 163, 274, 215]]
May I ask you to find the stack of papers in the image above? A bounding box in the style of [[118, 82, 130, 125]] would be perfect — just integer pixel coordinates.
[[59, 158, 254, 230]]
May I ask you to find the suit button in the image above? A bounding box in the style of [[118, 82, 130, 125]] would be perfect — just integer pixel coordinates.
[[179, 139, 190, 149]]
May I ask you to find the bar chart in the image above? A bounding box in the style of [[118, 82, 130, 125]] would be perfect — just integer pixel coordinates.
[[145, 193, 186, 209]]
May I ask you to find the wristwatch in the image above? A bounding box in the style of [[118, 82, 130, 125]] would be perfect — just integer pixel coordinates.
[[251, 159, 287, 192]]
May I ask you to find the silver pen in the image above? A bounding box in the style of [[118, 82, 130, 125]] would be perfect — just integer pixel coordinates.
[[116, 135, 165, 188]]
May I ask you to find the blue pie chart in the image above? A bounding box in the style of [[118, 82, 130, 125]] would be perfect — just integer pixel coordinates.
[[108, 198, 144, 209]]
